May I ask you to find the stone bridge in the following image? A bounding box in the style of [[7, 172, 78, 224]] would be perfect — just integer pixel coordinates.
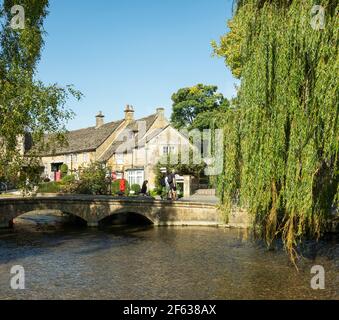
[[0, 195, 223, 228]]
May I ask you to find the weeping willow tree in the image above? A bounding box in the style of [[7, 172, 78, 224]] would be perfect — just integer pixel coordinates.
[[213, 0, 338, 262]]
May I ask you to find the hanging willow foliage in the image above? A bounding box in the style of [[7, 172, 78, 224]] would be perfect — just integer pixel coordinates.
[[214, 0, 338, 262]]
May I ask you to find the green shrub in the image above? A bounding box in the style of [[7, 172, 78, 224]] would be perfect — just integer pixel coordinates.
[[60, 164, 68, 176], [111, 180, 120, 195], [149, 189, 158, 198], [130, 184, 141, 195], [61, 180, 91, 194], [124, 181, 130, 196], [154, 185, 163, 196], [111, 179, 130, 196], [61, 162, 108, 195], [37, 182, 61, 193], [176, 182, 183, 198], [61, 174, 76, 184], [160, 187, 168, 199], [77, 162, 107, 194]]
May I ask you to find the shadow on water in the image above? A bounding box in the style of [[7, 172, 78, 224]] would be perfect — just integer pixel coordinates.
[[0, 211, 156, 263], [297, 233, 339, 262], [99, 212, 153, 228], [248, 232, 339, 270]]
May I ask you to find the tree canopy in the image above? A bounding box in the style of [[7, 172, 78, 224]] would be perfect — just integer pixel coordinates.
[[170, 84, 229, 130], [213, 0, 338, 262], [211, 10, 245, 79], [0, 0, 81, 188]]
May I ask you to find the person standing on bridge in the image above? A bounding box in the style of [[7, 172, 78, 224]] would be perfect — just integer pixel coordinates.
[[140, 180, 148, 196], [167, 170, 177, 201], [119, 175, 126, 196]]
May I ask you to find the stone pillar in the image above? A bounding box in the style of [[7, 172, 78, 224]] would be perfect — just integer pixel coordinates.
[[183, 175, 191, 198]]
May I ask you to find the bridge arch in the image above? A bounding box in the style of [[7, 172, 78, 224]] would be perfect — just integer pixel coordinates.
[[9, 209, 88, 228], [98, 211, 154, 226]]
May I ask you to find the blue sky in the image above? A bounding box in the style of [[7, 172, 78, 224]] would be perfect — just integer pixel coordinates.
[[37, 0, 237, 130]]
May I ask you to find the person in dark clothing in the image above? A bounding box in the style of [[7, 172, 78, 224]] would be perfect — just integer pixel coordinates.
[[141, 180, 148, 196], [167, 170, 177, 200], [160, 174, 166, 188]]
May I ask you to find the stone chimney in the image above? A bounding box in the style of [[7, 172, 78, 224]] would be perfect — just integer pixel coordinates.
[[156, 107, 165, 121], [95, 111, 105, 128], [124, 105, 134, 122], [152, 107, 167, 129]]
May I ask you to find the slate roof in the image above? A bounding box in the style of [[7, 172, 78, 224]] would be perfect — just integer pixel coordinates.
[[41, 120, 124, 156], [41, 113, 158, 157]]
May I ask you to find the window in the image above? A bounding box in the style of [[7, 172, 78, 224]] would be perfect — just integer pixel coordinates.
[[127, 170, 144, 186], [162, 145, 175, 155], [116, 153, 124, 165]]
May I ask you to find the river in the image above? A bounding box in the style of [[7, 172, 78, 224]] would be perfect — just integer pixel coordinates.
[[0, 215, 338, 300]]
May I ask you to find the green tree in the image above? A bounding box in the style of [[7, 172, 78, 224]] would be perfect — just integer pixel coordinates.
[[170, 84, 229, 130], [62, 162, 108, 195], [0, 0, 81, 189], [211, 9, 246, 79], [213, 0, 338, 262]]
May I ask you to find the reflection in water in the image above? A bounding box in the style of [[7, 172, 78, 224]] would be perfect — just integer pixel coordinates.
[[0, 216, 338, 300]]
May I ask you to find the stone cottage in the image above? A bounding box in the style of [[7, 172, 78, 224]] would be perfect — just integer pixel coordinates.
[[39, 106, 192, 189]]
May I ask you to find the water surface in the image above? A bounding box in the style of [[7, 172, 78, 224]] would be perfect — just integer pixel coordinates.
[[0, 221, 338, 300]]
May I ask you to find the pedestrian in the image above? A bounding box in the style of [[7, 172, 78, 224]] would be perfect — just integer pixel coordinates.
[[165, 174, 171, 199], [167, 170, 177, 200], [119, 176, 126, 195], [141, 180, 148, 196], [159, 172, 167, 200]]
